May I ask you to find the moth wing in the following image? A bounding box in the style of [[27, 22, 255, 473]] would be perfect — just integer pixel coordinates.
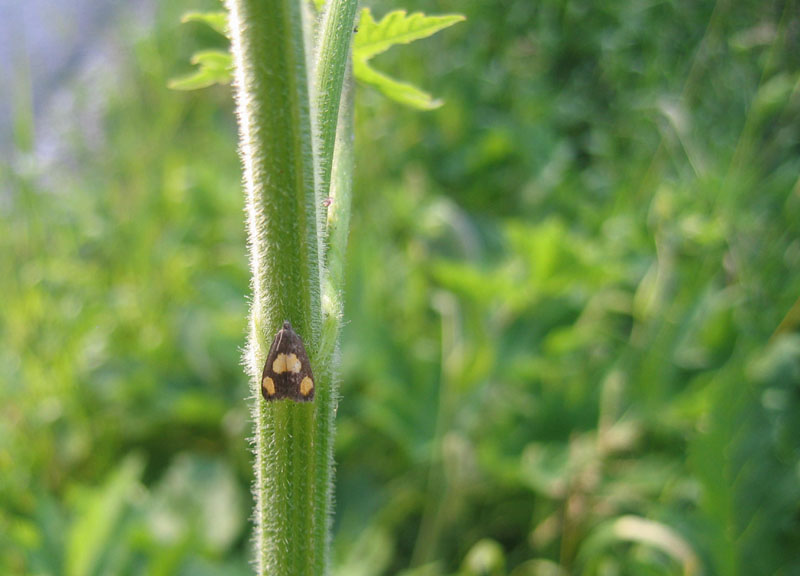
[[261, 327, 284, 400], [292, 336, 314, 401], [281, 328, 314, 402], [261, 324, 315, 402]]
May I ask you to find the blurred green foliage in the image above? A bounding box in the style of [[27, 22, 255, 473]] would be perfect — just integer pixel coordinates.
[[1, 0, 799, 575]]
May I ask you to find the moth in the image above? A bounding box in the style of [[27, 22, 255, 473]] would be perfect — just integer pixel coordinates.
[[261, 321, 315, 402]]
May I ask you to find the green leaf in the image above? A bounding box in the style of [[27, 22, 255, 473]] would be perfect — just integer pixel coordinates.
[[168, 50, 233, 91], [170, 11, 232, 91], [353, 9, 464, 109], [461, 539, 506, 576], [170, 7, 463, 102], [181, 10, 229, 37], [65, 456, 144, 576], [577, 516, 701, 575], [148, 454, 246, 554], [353, 58, 443, 110], [354, 9, 465, 60]]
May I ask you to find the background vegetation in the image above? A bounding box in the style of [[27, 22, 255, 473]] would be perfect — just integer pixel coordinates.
[[2, 0, 799, 575]]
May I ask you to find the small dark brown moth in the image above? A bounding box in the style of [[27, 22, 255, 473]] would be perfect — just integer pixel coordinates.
[[261, 321, 315, 402]]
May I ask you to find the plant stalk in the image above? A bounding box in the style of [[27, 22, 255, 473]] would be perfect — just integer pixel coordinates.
[[226, 0, 319, 573], [226, 0, 357, 573]]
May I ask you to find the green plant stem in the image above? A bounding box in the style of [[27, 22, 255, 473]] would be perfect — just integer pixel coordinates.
[[309, 4, 358, 574], [314, 63, 355, 576], [226, 0, 359, 573], [324, 68, 355, 305], [225, 0, 319, 573], [313, 0, 359, 206]]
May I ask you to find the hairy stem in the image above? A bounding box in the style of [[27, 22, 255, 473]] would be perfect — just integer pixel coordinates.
[[313, 62, 356, 575], [313, 0, 359, 205], [226, 0, 359, 573], [226, 0, 319, 573]]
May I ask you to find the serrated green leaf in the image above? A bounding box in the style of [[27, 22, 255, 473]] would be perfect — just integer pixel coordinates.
[[353, 9, 464, 109], [354, 9, 465, 61], [181, 10, 229, 37], [171, 7, 463, 105], [354, 59, 443, 110], [168, 50, 233, 91]]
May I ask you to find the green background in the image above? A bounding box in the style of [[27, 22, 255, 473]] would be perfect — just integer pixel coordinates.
[[2, 0, 799, 575]]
